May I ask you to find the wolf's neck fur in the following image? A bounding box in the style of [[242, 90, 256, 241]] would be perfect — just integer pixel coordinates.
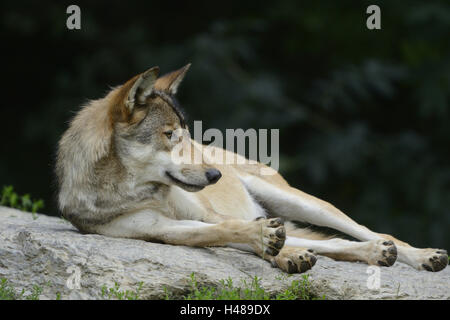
[[56, 88, 171, 232]]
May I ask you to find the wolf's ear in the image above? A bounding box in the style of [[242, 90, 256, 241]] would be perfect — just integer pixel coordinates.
[[155, 63, 191, 95], [126, 66, 160, 112]]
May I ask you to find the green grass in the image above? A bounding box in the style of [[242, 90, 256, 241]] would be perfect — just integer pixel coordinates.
[[1, 185, 44, 219], [2, 274, 325, 300], [0, 278, 18, 300], [101, 281, 144, 300], [164, 272, 322, 300], [0, 278, 43, 300]]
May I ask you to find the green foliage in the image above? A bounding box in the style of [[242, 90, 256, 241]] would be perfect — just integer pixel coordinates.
[[184, 273, 270, 300], [164, 273, 316, 300], [26, 285, 43, 300], [0, 278, 43, 300], [275, 274, 317, 300], [0, 275, 323, 300], [1, 185, 44, 219], [101, 281, 144, 300], [0, 279, 18, 300]]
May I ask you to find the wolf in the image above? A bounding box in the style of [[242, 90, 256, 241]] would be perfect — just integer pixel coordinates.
[[56, 64, 448, 273]]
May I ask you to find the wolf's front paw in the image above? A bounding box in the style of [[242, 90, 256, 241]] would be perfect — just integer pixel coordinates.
[[252, 217, 286, 259], [272, 247, 317, 274]]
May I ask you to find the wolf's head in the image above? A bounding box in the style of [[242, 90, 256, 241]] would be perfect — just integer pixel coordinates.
[[109, 65, 221, 192]]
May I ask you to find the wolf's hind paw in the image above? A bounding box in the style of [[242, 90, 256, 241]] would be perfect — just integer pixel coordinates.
[[420, 249, 448, 272], [272, 247, 317, 274]]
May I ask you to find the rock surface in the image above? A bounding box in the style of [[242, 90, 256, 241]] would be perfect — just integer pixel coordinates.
[[0, 206, 449, 300]]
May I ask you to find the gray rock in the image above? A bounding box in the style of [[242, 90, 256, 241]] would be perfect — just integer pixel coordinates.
[[0, 206, 449, 300]]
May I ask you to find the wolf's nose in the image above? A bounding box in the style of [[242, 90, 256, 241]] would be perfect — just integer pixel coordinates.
[[205, 169, 222, 184]]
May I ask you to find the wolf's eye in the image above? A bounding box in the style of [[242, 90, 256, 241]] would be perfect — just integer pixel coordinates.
[[164, 131, 173, 139]]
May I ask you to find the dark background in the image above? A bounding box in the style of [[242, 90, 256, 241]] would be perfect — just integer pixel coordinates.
[[1, 0, 449, 250]]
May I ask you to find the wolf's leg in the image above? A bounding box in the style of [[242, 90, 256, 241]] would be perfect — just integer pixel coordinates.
[[242, 175, 448, 271], [285, 236, 397, 267], [95, 210, 286, 260]]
